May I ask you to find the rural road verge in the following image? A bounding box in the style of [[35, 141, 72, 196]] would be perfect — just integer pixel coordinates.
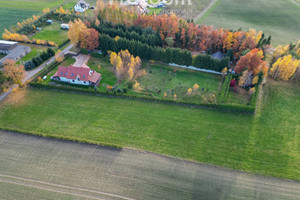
[[0, 130, 299, 200]]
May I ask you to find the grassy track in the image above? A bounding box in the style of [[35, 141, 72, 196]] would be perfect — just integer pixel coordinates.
[[198, 0, 300, 46], [0, 80, 299, 180]]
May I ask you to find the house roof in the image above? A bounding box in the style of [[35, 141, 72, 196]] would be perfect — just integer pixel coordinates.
[[76, 0, 89, 8], [211, 51, 224, 60], [52, 65, 101, 83]]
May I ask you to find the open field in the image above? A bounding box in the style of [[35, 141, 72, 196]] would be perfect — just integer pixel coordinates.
[[31, 23, 69, 46], [198, 0, 300, 46], [0, 8, 37, 39], [0, 131, 299, 200], [163, 0, 211, 20], [0, 79, 299, 180]]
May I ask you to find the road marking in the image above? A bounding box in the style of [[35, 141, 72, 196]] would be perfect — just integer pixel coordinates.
[[0, 173, 135, 200]]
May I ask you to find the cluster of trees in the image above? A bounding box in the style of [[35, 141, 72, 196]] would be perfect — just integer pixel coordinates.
[[24, 48, 55, 70], [99, 34, 192, 66], [2, 29, 57, 46], [16, 15, 41, 30], [97, 1, 138, 27], [110, 50, 142, 80], [235, 49, 268, 87], [68, 19, 99, 50], [94, 24, 161, 47], [99, 34, 229, 72], [55, 7, 72, 15], [269, 41, 300, 81], [95, 1, 269, 58], [270, 55, 300, 80]]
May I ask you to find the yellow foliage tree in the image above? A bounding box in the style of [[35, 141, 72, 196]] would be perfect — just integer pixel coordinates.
[[55, 50, 65, 63], [110, 52, 118, 65], [221, 67, 228, 76], [116, 56, 124, 79], [164, 92, 167, 97], [68, 19, 87, 46], [133, 80, 141, 91], [187, 88, 192, 95], [252, 76, 259, 85], [3, 60, 25, 86], [270, 54, 300, 80], [43, 8, 51, 14], [193, 84, 199, 92]]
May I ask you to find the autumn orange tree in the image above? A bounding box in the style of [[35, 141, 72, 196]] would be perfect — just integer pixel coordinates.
[[79, 28, 99, 50], [3, 60, 26, 86], [110, 50, 142, 80], [235, 49, 268, 87]]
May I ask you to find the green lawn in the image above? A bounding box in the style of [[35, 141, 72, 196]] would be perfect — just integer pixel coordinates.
[[198, 0, 300, 46], [0, 79, 299, 180], [31, 23, 69, 46], [87, 57, 222, 104]]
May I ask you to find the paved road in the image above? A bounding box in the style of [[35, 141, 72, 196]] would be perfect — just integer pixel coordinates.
[[0, 44, 73, 102], [0, 131, 299, 200]]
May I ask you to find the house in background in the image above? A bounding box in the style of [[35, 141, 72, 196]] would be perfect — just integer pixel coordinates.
[[0, 40, 31, 66], [74, 0, 90, 13], [51, 65, 101, 86], [137, 0, 149, 14]]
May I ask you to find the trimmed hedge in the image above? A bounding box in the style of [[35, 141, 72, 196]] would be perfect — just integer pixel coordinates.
[[29, 82, 255, 113], [25, 48, 55, 70], [219, 74, 233, 103], [58, 39, 70, 49]]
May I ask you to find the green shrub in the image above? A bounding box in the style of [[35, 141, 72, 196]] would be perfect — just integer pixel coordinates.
[[219, 74, 233, 103]]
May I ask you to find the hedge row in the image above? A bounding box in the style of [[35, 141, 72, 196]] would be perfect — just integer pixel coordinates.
[[0, 127, 122, 149], [18, 12, 88, 35], [58, 39, 70, 49], [24, 48, 55, 70], [219, 74, 233, 103], [99, 34, 229, 72], [95, 26, 161, 47], [29, 82, 255, 113], [31, 55, 70, 81]]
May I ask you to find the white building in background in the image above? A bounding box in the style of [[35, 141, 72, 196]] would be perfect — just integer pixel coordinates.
[[74, 0, 90, 13]]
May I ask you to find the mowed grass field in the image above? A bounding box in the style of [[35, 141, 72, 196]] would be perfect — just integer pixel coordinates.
[[0, 80, 299, 180], [198, 0, 300, 46]]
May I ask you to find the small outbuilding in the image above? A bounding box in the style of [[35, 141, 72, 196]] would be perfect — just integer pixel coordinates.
[[61, 24, 69, 30], [211, 51, 224, 60], [46, 20, 53, 24]]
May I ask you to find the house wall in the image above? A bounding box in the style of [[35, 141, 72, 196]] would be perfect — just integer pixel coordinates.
[[74, 4, 86, 13], [59, 77, 90, 86]]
